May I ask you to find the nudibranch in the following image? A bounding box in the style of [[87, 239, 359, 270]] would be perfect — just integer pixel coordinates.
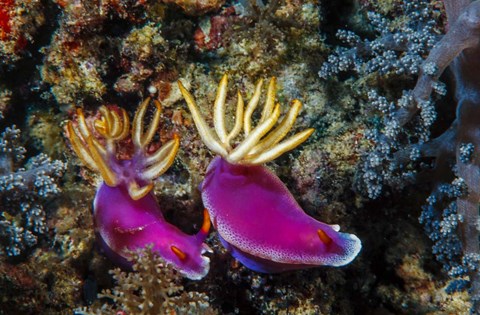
[[65, 99, 211, 280], [178, 75, 362, 273]]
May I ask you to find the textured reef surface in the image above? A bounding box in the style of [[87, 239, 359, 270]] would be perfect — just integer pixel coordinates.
[[0, 0, 479, 314]]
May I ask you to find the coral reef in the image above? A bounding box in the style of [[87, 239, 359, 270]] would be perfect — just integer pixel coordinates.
[[0, 87, 11, 114], [161, 0, 225, 16], [114, 23, 169, 94], [40, 0, 191, 106], [212, 0, 323, 79], [1, 0, 476, 314], [41, 28, 108, 106], [0, 249, 87, 314], [0, 102, 79, 313], [0, 0, 45, 65], [40, 0, 141, 105]]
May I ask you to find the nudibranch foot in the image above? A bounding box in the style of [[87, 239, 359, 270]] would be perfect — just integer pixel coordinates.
[[218, 235, 341, 273], [179, 75, 362, 273], [66, 99, 211, 280]]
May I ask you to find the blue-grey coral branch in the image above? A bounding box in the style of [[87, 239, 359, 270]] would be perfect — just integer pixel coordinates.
[[0, 124, 65, 257], [321, 0, 480, 311]]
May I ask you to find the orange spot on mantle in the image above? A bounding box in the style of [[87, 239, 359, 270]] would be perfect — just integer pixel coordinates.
[[317, 229, 332, 245]]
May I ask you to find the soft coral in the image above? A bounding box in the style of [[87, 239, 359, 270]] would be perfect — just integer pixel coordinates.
[[391, 0, 480, 311]]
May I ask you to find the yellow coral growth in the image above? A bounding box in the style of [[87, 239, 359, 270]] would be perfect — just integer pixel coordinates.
[[80, 247, 217, 315], [178, 74, 314, 165]]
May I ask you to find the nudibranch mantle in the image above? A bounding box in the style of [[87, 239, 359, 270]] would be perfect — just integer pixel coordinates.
[[202, 157, 361, 272], [66, 99, 211, 280], [179, 74, 362, 273]]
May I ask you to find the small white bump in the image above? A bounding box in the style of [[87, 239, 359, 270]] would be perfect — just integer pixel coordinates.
[[148, 85, 157, 95]]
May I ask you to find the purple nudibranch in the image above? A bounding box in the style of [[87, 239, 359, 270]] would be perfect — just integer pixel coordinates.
[[66, 99, 211, 280], [179, 74, 362, 272], [202, 157, 361, 272]]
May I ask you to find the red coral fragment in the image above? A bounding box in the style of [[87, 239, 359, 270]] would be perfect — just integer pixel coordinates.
[[0, 0, 14, 40], [194, 6, 238, 52]]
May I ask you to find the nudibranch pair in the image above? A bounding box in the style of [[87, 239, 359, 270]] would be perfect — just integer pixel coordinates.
[[65, 75, 361, 279], [66, 99, 211, 280], [178, 75, 362, 273]]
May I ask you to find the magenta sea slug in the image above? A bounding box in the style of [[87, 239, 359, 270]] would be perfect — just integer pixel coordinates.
[[65, 99, 211, 280], [178, 75, 362, 273]]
